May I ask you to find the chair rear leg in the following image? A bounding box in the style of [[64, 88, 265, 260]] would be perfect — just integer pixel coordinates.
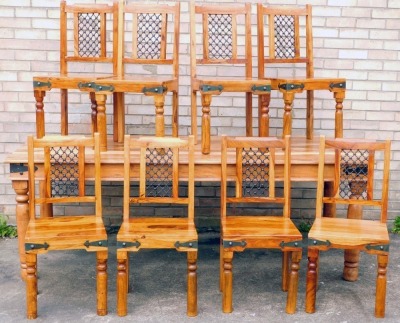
[[286, 250, 302, 314], [305, 248, 319, 314], [375, 254, 388, 318], [96, 251, 108, 316], [26, 253, 38, 319], [117, 250, 128, 317], [219, 239, 223, 292], [222, 251, 234, 313], [187, 250, 198, 317]]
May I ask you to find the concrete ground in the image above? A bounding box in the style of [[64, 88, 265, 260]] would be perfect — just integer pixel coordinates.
[[1, 232, 400, 323]]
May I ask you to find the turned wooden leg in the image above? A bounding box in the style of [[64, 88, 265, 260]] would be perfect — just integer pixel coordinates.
[[201, 94, 212, 155], [282, 92, 295, 138], [94, 93, 107, 151], [34, 90, 46, 138], [90, 92, 98, 135], [172, 91, 179, 137], [334, 91, 344, 138], [154, 94, 166, 137], [375, 254, 388, 318], [61, 89, 68, 135], [191, 91, 198, 144], [113, 92, 125, 143], [26, 253, 38, 320], [306, 90, 314, 139], [305, 248, 319, 314], [96, 251, 108, 316], [222, 251, 233, 313], [116, 251, 128, 317], [281, 251, 291, 292], [258, 93, 270, 137], [286, 250, 302, 314], [245, 92, 252, 137], [13, 180, 29, 280], [187, 251, 198, 317]]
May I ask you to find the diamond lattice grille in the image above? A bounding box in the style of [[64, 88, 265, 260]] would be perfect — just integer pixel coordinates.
[[274, 15, 295, 59], [242, 148, 270, 197], [137, 13, 162, 59], [145, 148, 173, 197], [208, 14, 233, 59], [78, 13, 101, 57]]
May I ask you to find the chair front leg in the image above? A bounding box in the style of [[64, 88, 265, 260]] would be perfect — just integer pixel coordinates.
[[116, 250, 128, 317], [222, 251, 234, 313], [281, 251, 291, 292], [26, 253, 38, 319], [96, 250, 108, 316], [286, 250, 302, 314], [305, 248, 319, 314], [375, 254, 388, 318], [187, 250, 198, 317]]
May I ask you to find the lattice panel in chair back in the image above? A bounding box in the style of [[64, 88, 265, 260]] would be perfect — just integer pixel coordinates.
[[50, 146, 80, 197], [339, 149, 369, 200], [77, 13, 101, 57], [242, 148, 270, 197], [145, 148, 173, 197], [136, 13, 163, 59], [274, 15, 295, 59], [208, 14, 233, 59]]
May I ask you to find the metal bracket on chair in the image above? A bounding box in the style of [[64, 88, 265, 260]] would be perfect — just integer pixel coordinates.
[[174, 240, 198, 249], [366, 243, 389, 252], [117, 240, 141, 249], [251, 84, 271, 92], [84, 239, 108, 248], [142, 86, 167, 94], [33, 80, 51, 89], [329, 81, 346, 90], [200, 84, 223, 93], [78, 82, 114, 92], [10, 163, 37, 175], [278, 83, 305, 91], [223, 240, 247, 248], [308, 239, 331, 247], [25, 242, 49, 251], [280, 240, 303, 249]]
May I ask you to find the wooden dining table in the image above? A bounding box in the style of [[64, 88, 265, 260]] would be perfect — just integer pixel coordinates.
[[6, 136, 363, 282]]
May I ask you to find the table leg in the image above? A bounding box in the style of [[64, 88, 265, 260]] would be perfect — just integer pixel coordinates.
[[154, 94, 166, 137], [95, 93, 107, 151], [334, 91, 345, 138], [34, 90, 46, 138], [245, 92, 252, 137], [61, 89, 68, 135], [172, 91, 179, 137], [201, 94, 212, 155], [306, 90, 314, 139], [282, 92, 295, 138], [13, 180, 29, 281], [191, 91, 198, 144], [258, 93, 270, 137], [113, 92, 125, 143]]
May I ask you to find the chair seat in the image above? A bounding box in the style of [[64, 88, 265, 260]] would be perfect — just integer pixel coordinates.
[[25, 215, 107, 253], [117, 218, 198, 250], [222, 216, 302, 249], [308, 217, 389, 249]]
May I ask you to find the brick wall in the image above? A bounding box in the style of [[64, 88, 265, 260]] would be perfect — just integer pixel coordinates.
[[1, 0, 399, 228]]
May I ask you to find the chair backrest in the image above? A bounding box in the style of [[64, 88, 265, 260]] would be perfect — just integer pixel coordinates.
[[123, 135, 195, 221], [117, 2, 180, 77], [60, 0, 118, 75], [221, 135, 291, 219], [316, 136, 391, 223], [257, 4, 313, 79], [27, 133, 102, 219], [190, 2, 252, 79]]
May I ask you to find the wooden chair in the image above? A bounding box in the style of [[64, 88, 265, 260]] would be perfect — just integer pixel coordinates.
[[86, 1, 181, 148], [190, 2, 272, 154], [24, 133, 108, 319], [33, 0, 118, 148], [257, 4, 346, 139], [305, 136, 391, 318], [220, 135, 302, 314], [116, 135, 197, 317]]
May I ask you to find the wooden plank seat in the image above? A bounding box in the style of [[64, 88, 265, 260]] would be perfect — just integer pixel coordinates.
[[116, 135, 198, 317], [190, 3, 272, 154], [305, 136, 391, 318], [24, 133, 108, 319]]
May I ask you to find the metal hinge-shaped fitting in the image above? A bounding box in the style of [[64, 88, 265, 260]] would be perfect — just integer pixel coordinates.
[[278, 83, 305, 91], [280, 240, 303, 249], [142, 86, 167, 94], [251, 84, 271, 92], [366, 243, 389, 252], [308, 239, 331, 248], [175, 240, 198, 249], [10, 163, 38, 175], [117, 240, 141, 249], [223, 240, 247, 248], [25, 242, 49, 251], [200, 84, 223, 92], [329, 81, 346, 90], [33, 80, 51, 89], [78, 82, 114, 92], [84, 239, 108, 248]]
